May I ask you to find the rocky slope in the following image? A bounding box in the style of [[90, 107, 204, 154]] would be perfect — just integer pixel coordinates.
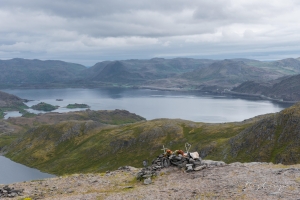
[[1, 162, 299, 199], [180, 59, 283, 86], [0, 90, 28, 119], [224, 102, 300, 164], [233, 74, 300, 101], [0, 91, 27, 108]]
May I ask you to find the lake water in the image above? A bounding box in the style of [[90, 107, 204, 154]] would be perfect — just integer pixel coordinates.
[[4, 111, 22, 119], [0, 156, 55, 184], [0, 88, 292, 184], [3, 88, 292, 123]]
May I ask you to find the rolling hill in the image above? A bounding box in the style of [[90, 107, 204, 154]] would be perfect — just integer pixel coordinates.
[[3, 102, 300, 175], [82, 58, 216, 84], [0, 58, 86, 87], [233, 73, 300, 101], [180, 59, 286, 86]]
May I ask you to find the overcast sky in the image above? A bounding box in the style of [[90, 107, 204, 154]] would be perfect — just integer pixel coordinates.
[[0, 0, 300, 66]]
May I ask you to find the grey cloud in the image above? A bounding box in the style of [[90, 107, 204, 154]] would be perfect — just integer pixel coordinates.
[[0, 0, 300, 65]]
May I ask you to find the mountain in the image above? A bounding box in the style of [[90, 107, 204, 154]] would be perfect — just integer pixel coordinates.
[[3, 117, 251, 175], [241, 57, 300, 75], [1, 57, 300, 90], [3, 102, 300, 175], [271, 58, 300, 72], [223, 102, 300, 164], [0, 58, 86, 87], [180, 59, 282, 86], [0, 90, 28, 118], [0, 109, 145, 151], [0, 56, 299, 94], [0, 90, 26, 108], [232, 74, 300, 101], [90, 61, 145, 84], [83, 58, 216, 84], [231, 81, 271, 95]]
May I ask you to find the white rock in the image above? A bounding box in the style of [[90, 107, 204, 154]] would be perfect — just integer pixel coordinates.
[[144, 178, 152, 185], [194, 166, 206, 171]]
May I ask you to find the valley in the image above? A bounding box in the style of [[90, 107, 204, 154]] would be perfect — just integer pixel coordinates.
[[0, 90, 298, 175], [1, 57, 300, 103], [0, 57, 300, 198]]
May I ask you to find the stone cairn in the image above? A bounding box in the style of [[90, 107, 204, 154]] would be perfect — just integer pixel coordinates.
[[0, 185, 24, 198], [136, 144, 225, 184]]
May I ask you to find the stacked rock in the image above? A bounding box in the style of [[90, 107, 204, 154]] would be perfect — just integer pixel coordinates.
[[0, 185, 24, 198], [136, 165, 158, 182], [168, 153, 202, 171], [137, 151, 209, 183]]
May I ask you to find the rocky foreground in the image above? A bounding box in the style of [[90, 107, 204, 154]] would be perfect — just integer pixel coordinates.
[[1, 161, 300, 200]]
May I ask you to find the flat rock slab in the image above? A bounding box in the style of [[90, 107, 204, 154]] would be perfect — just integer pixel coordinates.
[[0, 162, 299, 200]]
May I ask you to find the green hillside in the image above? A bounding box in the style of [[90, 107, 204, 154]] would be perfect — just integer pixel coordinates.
[[3, 115, 261, 175], [2, 97, 300, 176], [222, 102, 300, 164]]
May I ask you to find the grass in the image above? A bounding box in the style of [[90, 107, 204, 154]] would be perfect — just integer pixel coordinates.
[[4, 118, 254, 175], [0, 135, 19, 148], [4, 102, 300, 175]]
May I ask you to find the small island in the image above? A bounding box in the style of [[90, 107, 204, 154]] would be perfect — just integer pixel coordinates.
[[31, 102, 59, 111], [66, 103, 90, 109]]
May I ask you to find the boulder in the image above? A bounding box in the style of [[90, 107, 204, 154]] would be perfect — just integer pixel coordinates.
[[194, 166, 206, 171], [144, 178, 152, 185]]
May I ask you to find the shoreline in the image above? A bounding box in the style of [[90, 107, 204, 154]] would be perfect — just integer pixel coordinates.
[[1, 85, 297, 104]]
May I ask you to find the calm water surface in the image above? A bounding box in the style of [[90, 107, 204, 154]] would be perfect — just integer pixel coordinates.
[[0, 156, 55, 184], [0, 88, 292, 184], [4, 111, 22, 119], [3, 88, 292, 123]]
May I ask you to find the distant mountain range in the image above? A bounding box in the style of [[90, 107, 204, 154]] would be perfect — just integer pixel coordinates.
[[0, 58, 85, 87], [1, 57, 300, 100]]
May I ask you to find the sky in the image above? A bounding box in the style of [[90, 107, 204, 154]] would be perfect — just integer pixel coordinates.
[[0, 0, 300, 66]]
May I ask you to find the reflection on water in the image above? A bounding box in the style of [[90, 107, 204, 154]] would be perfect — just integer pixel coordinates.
[[3, 88, 292, 123], [0, 156, 55, 184], [0, 88, 294, 183], [4, 111, 22, 119]]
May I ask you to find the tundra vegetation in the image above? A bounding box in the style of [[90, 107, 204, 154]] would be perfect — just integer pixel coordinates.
[[0, 101, 299, 175], [31, 102, 59, 111], [66, 103, 90, 109]]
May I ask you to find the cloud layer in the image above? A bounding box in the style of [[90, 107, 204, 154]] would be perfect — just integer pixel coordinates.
[[0, 0, 300, 65]]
